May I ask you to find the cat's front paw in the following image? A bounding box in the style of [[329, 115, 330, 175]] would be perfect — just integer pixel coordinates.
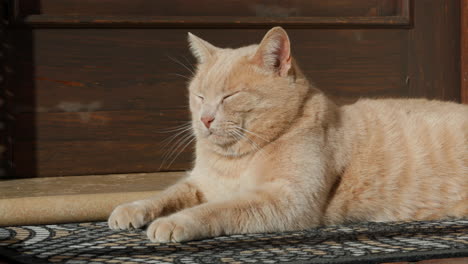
[[108, 201, 151, 230], [146, 214, 201, 243]]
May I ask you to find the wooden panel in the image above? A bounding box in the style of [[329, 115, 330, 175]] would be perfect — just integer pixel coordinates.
[[19, 15, 411, 29], [6, 0, 462, 178], [15, 29, 408, 113], [20, 0, 403, 17], [462, 0, 468, 104], [408, 0, 460, 102], [13, 29, 191, 113], [292, 30, 408, 102], [14, 0, 411, 28], [9, 28, 408, 177], [15, 140, 193, 176], [15, 110, 190, 141]]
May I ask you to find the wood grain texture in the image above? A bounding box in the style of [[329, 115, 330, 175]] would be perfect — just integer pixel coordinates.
[[15, 110, 190, 141], [17, 29, 408, 113], [462, 0, 468, 104], [19, 0, 402, 17], [408, 0, 460, 102], [14, 0, 410, 28], [14, 140, 193, 177], [11, 29, 408, 177], [6, 0, 462, 178], [18, 15, 411, 29]]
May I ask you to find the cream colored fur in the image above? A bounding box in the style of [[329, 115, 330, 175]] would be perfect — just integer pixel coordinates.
[[108, 27, 468, 242]]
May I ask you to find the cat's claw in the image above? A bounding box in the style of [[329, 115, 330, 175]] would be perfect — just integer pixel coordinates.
[[108, 202, 149, 230], [146, 215, 199, 243]]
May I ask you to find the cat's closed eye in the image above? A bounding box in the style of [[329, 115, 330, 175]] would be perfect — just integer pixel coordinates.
[[222, 91, 240, 103], [195, 94, 204, 102]]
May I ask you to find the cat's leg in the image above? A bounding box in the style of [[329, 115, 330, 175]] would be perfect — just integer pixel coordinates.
[[108, 180, 204, 230], [146, 183, 312, 242]]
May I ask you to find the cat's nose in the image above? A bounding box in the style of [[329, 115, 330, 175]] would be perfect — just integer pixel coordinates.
[[201, 115, 215, 129]]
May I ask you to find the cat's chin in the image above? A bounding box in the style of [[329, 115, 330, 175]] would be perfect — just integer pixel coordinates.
[[201, 134, 256, 158], [206, 133, 238, 147], [204, 141, 249, 158], [196, 129, 245, 153]]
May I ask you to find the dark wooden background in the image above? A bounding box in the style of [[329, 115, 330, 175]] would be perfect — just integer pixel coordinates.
[[3, 0, 463, 178]]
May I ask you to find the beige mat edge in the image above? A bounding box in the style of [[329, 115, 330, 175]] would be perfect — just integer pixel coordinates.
[[0, 191, 160, 226]]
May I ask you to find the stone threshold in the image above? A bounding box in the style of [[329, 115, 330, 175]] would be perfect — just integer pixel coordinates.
[[0, 172, 185, 226]]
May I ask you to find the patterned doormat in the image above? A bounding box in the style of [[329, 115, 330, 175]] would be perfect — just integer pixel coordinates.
[[0, 220, 467, 264]]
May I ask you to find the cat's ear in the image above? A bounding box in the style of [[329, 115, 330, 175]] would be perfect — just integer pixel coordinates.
[[252, 27, 292, 77], [188, 32, 218, 63]]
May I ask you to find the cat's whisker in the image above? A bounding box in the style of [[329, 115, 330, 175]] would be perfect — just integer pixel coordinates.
[[181, 55, 196, 72], [232, 128, 266, 158], [158, 130, 193, 159], [228, 130, 243, 145], [158, 126, 193, 164], [228, 130, 245, 156], [156, 120, 191, 130], [158, 125, 192, 145], [160, 132, 192, 164], [159, 129, 187, 147], [166, 135, 196, 169], [232, 128, 257, 148], [156, 122, 192, 133], [244, 133, 266, 158], [162, 136, 195, 170], [160, 132, 195, 170], [168, 73, 192, 80], [235, 126, 270, 143], [167, 55, 195, 75], [157, 126, 192, 134]]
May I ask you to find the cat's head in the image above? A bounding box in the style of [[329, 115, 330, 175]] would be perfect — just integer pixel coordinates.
[[187, 27, 309, 157]]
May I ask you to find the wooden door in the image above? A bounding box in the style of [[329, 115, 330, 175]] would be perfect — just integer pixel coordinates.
[[2, 0, 462, 178]]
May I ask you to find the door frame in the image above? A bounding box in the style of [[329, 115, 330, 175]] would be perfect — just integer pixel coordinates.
[[462, 0, 468, 104]]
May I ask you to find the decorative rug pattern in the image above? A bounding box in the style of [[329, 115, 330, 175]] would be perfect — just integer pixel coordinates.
[[0, 220, 467, 264]]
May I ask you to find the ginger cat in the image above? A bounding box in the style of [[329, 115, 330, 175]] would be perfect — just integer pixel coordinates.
[[108, 27, 468, 242]]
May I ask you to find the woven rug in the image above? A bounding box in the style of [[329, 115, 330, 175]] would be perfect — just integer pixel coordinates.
[[0, 220, 467, 264]]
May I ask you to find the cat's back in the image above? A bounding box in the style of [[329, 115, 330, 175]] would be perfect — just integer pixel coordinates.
[[325, 98, 467, 224], [341, 98, 467, 146], [346, 98, 467, 122]]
